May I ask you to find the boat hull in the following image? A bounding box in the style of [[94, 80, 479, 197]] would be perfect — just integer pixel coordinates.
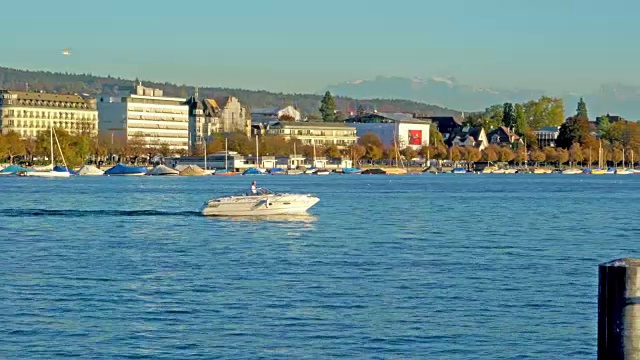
[[21, 171, 71, 178], [201, 194, 319, 216], [104, 173, 146, 176]]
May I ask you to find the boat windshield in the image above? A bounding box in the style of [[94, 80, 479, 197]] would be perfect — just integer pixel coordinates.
[[233, 187, 275, 196]]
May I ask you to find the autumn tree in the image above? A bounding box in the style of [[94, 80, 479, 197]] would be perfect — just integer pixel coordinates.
[[543, 147, 557, 163], [463, 147, 482, 165], [556, 116, 591, 149], [324, 144, 341, 159], [497, 147, 515, 163], [0, 131, 26, 164], [450, 146, 462, 162], [482, 145, 499, 162], [555, 148, 569, 165], [227, 132, 253, 155], [348, 143, 366, 164], [319, 91, 336, 122], [400, 146, 418, 161], [530, 149, 546, 165], [569, 143, 584, 167]]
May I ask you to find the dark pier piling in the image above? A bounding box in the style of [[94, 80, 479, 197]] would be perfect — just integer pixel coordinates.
[[599, 258, 640, 360]]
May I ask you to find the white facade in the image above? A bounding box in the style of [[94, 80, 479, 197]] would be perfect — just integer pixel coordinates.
[[348, 120, 431, 150], [266, 122, 358, 148], [0, 90, 98, 138], [98, 85, 189, 151]]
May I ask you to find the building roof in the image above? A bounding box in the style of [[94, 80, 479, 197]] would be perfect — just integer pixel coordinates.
[[251, 107, 280, 115], [0, 90, 96, 109], [345, 112, 431, 124], [272, 121, 355, 129], [488, 126, 520, 141]]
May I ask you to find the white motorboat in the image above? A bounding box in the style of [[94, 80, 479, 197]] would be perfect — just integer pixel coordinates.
[[200, 187, 320, 216]]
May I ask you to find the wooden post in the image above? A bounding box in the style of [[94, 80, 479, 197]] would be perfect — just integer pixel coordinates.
[[599, 258, 640, 359]]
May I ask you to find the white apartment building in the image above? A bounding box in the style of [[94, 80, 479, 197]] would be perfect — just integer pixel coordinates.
[[267, 122, 359, 148], [98, 84, 189, 151], [0, 90, 98, 137]]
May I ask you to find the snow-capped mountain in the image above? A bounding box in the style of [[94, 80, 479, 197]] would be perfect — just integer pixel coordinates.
[[325, 76, 640, 119]]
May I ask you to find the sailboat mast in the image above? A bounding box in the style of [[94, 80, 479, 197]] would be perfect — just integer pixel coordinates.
[[203, 136, 207, 170], [255, 135, 259, 168], [50, 125, 54, 167], [225, 137, 228, 171]]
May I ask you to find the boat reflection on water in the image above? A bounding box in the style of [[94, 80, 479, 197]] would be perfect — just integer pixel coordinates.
[[209, 214, 318, 224]]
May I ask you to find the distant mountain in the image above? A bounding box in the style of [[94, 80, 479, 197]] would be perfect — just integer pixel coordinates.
[[326, 76, 640, 119], [0, 67, 461, 118]]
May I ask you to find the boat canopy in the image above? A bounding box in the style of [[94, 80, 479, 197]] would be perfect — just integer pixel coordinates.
[[78, 165, 105, 175], [268, 168, 286, 174], [342, 167, 362, 174], [0, 165, 33, 174], [104, 164, 147, 175], [178, 165, 206, 176], [243, 168, 265, 175], [53, 165, 79, 175], [147, 164, 179, 176]]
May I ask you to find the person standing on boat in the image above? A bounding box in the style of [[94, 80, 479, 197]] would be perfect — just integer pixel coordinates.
[[250, 180, 257, 195]]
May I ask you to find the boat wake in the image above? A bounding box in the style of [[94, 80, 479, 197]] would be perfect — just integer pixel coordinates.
[[0, 209, 202, 217]]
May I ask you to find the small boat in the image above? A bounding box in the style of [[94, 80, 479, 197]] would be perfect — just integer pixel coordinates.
[[561, 168, 583, 174], [341, 167, 362, 174], [268, 168, 287, 175], [314, 169, 331, 176], [533, 168, 552, 174], [146, 164, 179, 176], [481, 166, 498, 174], [23, 127, 71, 178], [104, 164, 147, 176], [304, 167, 317, 174], [200, 187, 320, 216], [1, 165, 33, 175], [286, 169, 303, 175], [243, 167, 266, 176], [451, 167, 467, 174], [592, 168, 607, 175], [615, 168, 634, 175], [77, 165, 104, 176], [423, 165, 439, 174], [215, 169, 237, 176], [179, 164, 207, 176]]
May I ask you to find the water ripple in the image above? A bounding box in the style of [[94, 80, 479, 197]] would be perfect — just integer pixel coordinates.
[[0, 174, 639, 358]]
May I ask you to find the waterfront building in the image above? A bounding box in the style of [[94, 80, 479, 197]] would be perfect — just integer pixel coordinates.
[[448, 126, 488, 151], [487, 126, 522, 147], [97, 84, 189, 151], [533, 126, 560, 148], [0, 90, 98, 137], [185, 95, 250, 152], [345, 112, 431, 150], [266, 121, 358, 148]]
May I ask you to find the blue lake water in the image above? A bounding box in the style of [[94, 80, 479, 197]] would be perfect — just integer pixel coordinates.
[[0, 173, 638, 359]]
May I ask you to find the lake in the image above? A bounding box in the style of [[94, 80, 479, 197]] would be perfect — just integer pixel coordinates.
[[1, 174, 638, 359]]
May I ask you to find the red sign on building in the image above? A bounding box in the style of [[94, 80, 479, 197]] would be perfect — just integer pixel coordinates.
[[408, 130, 422, 145]]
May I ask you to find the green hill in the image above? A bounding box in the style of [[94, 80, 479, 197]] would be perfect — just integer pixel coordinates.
[[0, 66, 461, 118]]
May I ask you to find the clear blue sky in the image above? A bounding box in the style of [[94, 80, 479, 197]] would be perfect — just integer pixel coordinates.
[[2, 0, 638, 94]]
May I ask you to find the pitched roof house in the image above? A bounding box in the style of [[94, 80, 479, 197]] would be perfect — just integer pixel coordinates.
[[448, 126, 488, 151], [487, 126, 522, 146]]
